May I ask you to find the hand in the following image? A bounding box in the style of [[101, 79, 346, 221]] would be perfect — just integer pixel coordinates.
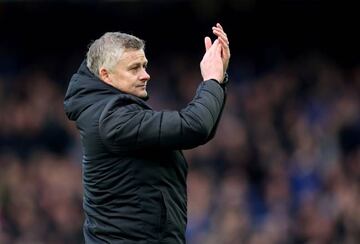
[[200, 38, 224, 83], [212, 23, 230, 74], [200, 23, 231, 84]]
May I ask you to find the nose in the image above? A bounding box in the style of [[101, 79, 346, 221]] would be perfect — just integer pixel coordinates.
[[140, 69, 150, 81]]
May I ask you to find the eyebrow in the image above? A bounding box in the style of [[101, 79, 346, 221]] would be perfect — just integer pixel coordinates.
[[128, 60, 148, 68]]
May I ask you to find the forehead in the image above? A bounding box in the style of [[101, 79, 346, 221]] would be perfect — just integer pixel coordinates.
[[119, 49, 147, 64]]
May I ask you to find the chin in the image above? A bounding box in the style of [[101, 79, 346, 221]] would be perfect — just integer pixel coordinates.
[[137, 91, 148, 99]]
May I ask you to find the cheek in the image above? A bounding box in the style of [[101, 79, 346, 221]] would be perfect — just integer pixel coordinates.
[[115, 74, 133, 88]]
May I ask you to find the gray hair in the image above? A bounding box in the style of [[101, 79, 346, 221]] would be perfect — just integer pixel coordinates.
[[86, 32, 145, 77]]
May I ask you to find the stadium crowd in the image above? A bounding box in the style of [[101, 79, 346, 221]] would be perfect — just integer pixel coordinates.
[[0, 51, 359, 243]]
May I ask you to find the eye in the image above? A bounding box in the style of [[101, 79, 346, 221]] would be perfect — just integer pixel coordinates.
[[129, 65, 140, 71]]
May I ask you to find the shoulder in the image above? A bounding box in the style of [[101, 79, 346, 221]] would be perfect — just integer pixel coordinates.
[[106, 93, 150, 111], [99, 94, 151, 122]]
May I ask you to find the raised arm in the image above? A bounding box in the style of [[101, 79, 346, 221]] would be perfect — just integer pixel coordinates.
[[99, 24, 231, 153]]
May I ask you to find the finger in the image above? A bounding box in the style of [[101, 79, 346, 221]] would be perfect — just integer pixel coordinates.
[[208, 39, 219, 54], [204, 36, 212, 51], [214, 30, 228, 44], [216, 39, 222, 56], [210, 38, 219, 49], [204, 39, 218, 58], [212, 27, 226, 36], [217, 36, 230, 50], [216, 23, 223, 30], [212, 28, 228, 44], [215, 35, 230, 51], [220, 42, 230, 60], [212, 26, 226, 35]]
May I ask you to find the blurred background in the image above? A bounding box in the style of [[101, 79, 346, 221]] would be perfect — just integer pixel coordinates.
[[0, 0, 359, 243]]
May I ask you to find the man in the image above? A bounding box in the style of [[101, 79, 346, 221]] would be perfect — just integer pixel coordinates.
[[64, 23, 230, 243]]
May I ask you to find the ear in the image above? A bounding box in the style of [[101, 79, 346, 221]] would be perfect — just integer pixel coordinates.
[[99, 67, 112, 85]]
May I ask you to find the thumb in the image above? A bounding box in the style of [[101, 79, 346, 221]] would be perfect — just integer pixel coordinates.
[[204, 36, 212, 51]]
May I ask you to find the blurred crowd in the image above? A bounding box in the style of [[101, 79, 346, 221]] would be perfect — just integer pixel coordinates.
[[0, 52, 359, 243]]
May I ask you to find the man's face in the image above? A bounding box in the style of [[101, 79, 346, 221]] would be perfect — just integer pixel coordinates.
[[106, 49, 150, 98]]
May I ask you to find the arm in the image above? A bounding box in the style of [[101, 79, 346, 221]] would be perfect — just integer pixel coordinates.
[[100, 23, 231, 153], [200, 22, 231, 141], [99, 79, 224, 152]]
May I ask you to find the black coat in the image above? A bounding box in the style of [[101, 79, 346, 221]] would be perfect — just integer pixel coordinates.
[[64, 61, 226, 243]]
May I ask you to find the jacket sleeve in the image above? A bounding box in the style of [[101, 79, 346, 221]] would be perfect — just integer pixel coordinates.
[[99, 79, 226, 153]]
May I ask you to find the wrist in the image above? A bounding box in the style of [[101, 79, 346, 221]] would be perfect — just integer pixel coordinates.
[[203, 72, 228, 85]]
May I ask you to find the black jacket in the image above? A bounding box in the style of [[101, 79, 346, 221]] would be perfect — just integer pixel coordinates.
[[64, 61, 226, 244]]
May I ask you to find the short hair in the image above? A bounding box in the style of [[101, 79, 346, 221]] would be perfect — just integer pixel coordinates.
[[86, 32, 145, 77]]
